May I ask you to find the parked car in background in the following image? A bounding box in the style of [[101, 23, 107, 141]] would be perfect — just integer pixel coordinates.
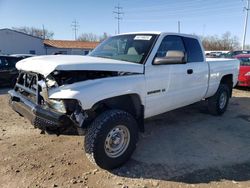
[[209, 51, 223, 57], [10, 54, 35, 59], [226, 50, 250, 58], [218, 52, 230, 58], [205, 51, 230, 58], [0, 55, 24, 87], [235, 54, 250, 87]]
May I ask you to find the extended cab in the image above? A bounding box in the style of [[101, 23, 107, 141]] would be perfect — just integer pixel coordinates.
[[8, 32, 240, 169]]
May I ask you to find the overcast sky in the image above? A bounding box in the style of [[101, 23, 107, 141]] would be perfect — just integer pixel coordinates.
[[0, 0, 249, 44]]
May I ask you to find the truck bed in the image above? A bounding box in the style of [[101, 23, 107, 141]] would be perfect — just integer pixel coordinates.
[[205, 58, 240, 98]]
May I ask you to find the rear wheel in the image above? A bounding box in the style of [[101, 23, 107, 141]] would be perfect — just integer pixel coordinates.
[[208, 84, 230, 115], [84, 109, 138, 170]]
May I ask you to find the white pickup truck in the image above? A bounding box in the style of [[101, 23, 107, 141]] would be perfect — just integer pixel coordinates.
[[9, 32, 239, 169]]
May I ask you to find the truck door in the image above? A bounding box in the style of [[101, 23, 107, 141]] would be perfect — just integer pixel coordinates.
[[180, 36, 208, 103], [144, 35, 208, 118]]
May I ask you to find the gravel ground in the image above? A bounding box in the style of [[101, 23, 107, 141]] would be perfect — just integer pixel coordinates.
[[0, 87, 250, 188]]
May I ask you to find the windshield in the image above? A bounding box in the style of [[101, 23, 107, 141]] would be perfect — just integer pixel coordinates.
[[239, 57, 250, 66], [90, 34, 158, 64]]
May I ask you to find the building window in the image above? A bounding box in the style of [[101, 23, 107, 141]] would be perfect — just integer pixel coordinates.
[[29, 50, 36, 54]]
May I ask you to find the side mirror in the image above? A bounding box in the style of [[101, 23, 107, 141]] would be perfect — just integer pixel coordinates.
[[154, 50, 186, 65]]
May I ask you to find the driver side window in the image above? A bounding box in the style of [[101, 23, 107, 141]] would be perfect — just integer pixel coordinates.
[[156, 35, 185, 57]]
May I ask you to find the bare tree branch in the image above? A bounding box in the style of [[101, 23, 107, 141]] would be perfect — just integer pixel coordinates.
[[12, 26, 54, 39], [77, 32, 110, 42], [200, 32, 240, 51]]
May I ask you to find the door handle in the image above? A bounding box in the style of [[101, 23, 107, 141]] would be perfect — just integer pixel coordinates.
[[187, 69, 193, 74]]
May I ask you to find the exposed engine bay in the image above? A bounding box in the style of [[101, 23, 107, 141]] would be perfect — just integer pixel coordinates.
[[46, 70, 134, 87]]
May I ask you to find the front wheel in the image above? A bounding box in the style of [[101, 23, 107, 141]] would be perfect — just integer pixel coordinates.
[[84, 109, 138, 170], [207, 84, 230, 115]]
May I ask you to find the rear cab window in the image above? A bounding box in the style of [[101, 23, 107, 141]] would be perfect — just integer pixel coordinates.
[[182, 37, 204, 63]]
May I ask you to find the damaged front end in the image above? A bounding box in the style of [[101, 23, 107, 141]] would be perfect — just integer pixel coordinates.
[[8, 71, 91, 135], [9, 69, 138, 135], [47, 69, 132, 86]]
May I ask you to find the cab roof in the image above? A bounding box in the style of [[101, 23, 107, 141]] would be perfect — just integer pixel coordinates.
[[117, 31, 199, 39]]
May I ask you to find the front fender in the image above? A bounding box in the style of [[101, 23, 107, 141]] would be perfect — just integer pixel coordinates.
[[48, 75, 145, 110]]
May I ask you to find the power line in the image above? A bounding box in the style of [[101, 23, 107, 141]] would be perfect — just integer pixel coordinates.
[[113, 4, 124, 34], [71, 19, 80, 40], [127, 5, 239, 16], [126, 1, 239, 13], [242, 0, 250, 50], [124, 10, 241, 23]]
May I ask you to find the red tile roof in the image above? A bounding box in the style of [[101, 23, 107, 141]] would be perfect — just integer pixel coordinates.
[[44, 40, 99, 49]]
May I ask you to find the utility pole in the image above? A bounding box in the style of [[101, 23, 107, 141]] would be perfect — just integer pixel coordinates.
[[113, 4, 124, 34], [71, 19, 80, 40], [42, 24, 45, 39], [178, 21, 181, 33], [242, 0, 250, 50]]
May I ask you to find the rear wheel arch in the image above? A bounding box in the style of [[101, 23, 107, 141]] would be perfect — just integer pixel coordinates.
[[220, 74, 233, 97]]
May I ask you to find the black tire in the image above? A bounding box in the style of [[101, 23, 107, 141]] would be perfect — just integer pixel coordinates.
[[84, 109, 138, 170], [208, 84, 230, 115]]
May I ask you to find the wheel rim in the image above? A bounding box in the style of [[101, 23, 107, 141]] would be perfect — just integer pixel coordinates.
[[104, 125, 130, 158], [219, 91, 227, 109]]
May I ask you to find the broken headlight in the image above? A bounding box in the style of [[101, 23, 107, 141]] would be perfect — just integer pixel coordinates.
[[48, 99, 66, 113]]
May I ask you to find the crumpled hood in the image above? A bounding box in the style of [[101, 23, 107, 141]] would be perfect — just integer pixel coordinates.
[[16, 55, 144, 77]]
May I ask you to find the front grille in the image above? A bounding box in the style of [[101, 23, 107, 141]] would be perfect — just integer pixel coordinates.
[[15, 72, 42, 104]]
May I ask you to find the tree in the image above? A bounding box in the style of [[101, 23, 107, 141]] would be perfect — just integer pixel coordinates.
[[201, 32, 240, 51], [78, 32, 110, 42], [77, 32, 99, 42], [221, 32, 239, 50], [12, 26, 54, 39]]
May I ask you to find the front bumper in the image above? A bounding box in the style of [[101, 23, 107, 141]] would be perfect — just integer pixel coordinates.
[[8, 90, 73, 132]]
